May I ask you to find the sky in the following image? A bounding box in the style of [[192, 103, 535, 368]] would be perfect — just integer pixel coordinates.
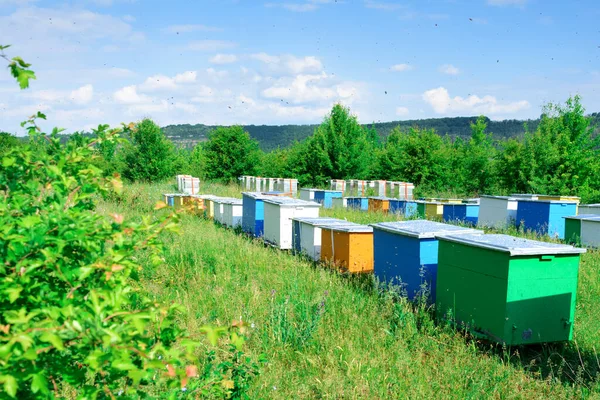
[[1, 0, 599, 133]]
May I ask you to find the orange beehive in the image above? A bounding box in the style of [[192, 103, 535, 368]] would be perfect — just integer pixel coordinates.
[[321, 224, 374, 273], [368, 196, 390, 213]]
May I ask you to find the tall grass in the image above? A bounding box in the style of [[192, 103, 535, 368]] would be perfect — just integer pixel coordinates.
[[98, 182, 600, 398]]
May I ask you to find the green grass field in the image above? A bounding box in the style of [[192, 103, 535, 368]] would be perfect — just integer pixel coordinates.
[[99, 182, 600, 399]]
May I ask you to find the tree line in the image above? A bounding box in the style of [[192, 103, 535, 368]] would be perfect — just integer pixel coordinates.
[[4, 96, 598, 203]]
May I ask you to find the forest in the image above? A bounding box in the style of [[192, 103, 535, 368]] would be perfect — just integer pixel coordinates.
[[161, 113, 600, 151]]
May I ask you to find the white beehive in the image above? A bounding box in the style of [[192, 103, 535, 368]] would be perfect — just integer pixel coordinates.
[[263, 198, 321, 250], [222, 199, 243, 228], [293, 218, 356, 261], [478, 195, 518, 228]]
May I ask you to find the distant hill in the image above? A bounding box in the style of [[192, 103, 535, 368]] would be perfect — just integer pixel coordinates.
[[164, 114, 599, 151]]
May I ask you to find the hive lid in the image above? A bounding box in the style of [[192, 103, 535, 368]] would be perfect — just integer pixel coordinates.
[[345, 196, 369, 200], [480, 195, 516, 200], [515, 198, 579, 204], [263, 197, 321, 207], [300, 188, 319, 192], [439, 233, 586, 255], [563, 214, 600, 221], [371, 220, 482, 238], [579, 203, 600, 208], [292, 217, 356, 226], [320, 190, 343, 193], [414, 200, 444, 205], [322, 224, 373, 233], [242, 191, 268, 199], [221, 198, 243, 205], [369, 196, 392, 200]]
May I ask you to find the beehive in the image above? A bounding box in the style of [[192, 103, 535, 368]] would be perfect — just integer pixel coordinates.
[[321, 224, 374, 273], [242, 192, 268, 237], [368, 196, 390, 213], [371, 220, 481, 301], [389, 200, 418, 218], [263, 198, 321, 250], [292, 217, 355, 261], [443, 204, 480, 225], [331, 197, 348, 208], [201, 195, 218, 219], [222, 198, 243, 228], [515, 199, 578, 239], [314, 190, 343, 209], [577, 204, 600, 215], [346, 197, 369, 211], [416, 201, 444, 220], [299, 188, 318, 201], [538, 195, 580, 204], [436, 233, 585, 345], [565, 215, 600, 247], [478, 195, 518, 229]]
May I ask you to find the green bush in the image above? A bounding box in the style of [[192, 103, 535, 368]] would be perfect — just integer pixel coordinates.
[[0, 114, 260, 398]]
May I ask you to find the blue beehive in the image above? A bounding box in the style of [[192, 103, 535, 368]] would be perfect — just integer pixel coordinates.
[[346, 197, 369, 211], [515, 199, 578, 239], [242, 192, 268, 237], [388, 200, 419, 218], [443, 204, 480, 226], [314, 190, 343, 209], [370, 220, 482, 301]]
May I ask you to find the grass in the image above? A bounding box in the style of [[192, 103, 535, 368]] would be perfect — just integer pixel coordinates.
[[98, 182, 600, 399]]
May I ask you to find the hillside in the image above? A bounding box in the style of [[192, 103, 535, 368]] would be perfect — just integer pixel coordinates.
[[163, 113, 600, 151]]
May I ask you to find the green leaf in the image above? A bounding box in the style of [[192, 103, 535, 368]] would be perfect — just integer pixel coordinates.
[[200, 326, 228, 346], [5, 287, 22, 303], [0, 44, 11, 50], [40, 332, 64, 351], [2, 375, 17, 398], [11, 56, 31, 68], [30, 373, 49, 395]]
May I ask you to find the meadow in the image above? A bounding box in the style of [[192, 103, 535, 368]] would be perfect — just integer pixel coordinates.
[[97, 181, 600, 399]]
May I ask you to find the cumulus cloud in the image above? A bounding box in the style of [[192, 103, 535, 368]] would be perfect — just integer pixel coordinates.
[[70, 84, 94, 104], [174, 71, 197, 83], [390, 64, 413, 72], [188, 40, 237, 51], [209, 54, 238, 64], [113, 85, 151, 104], [422, 87, 530, 115], [439, 64, 460, 75], [261, 72, 358, 104], [251, 53, 323, 74]]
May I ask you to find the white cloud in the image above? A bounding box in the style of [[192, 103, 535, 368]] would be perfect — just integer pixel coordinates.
[[487, 0, 527, 6], [209, 54, 238, 64], [422, 87, 530, 115], [251, 53, 323, 74], [390, 64, 413, 72], [29, 89, 65, 103], [265, 0, 335, 12], [261, 72, 358, 104], [163, 24, 221, 33], [174, 71, 197, 83], [70, 84, 93, 104], [439, 64, 460, 75], [188, 40, 237, 51], [141, 74, 177, 91], [396, 106, 409, 116], [113, 85, 152, 104]]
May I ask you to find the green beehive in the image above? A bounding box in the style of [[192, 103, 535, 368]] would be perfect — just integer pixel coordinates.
[[436, 233, 585, 345], [563, 214, 599, 245]]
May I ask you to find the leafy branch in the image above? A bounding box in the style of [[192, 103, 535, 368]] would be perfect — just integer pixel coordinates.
[[0, 44, 36, 89]]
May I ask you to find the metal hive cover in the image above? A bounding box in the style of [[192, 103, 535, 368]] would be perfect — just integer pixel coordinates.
[[563, 214, 600, 221], [242, 191, 268, 199], [516, 198, 578, 204], [221, 198, 243, 205], [580, 203, 600, 207], [440, 233, 586, 255], [322, 224, 373, 233], [481, 195, 515, 200], [369, 196, 391, 200], [292, 217, 355, 226], [371, 220, 482, 238], [263, 197, 321, 207]]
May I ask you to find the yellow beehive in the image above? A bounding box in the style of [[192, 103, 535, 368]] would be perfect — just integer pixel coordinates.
[[321, 225, 374, 273], [368, 197, 389, 213]]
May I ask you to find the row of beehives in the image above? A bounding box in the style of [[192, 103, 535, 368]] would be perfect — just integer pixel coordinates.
[[329, 179, 415, 199], [163, 190, 585, 346], [238, 176, 298, 197], [176, 175, 201, 195], [321, 192, 594, 241]]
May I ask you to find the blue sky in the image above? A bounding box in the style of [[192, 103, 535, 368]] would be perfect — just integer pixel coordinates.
[[1, 0, 599, 133]]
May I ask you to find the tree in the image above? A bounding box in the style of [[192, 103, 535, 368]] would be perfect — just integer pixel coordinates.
[[0, 132, 20, 155], [122, 118, 176, 182], [460, 116, 497, 195], [203, 126, 262, 183]]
